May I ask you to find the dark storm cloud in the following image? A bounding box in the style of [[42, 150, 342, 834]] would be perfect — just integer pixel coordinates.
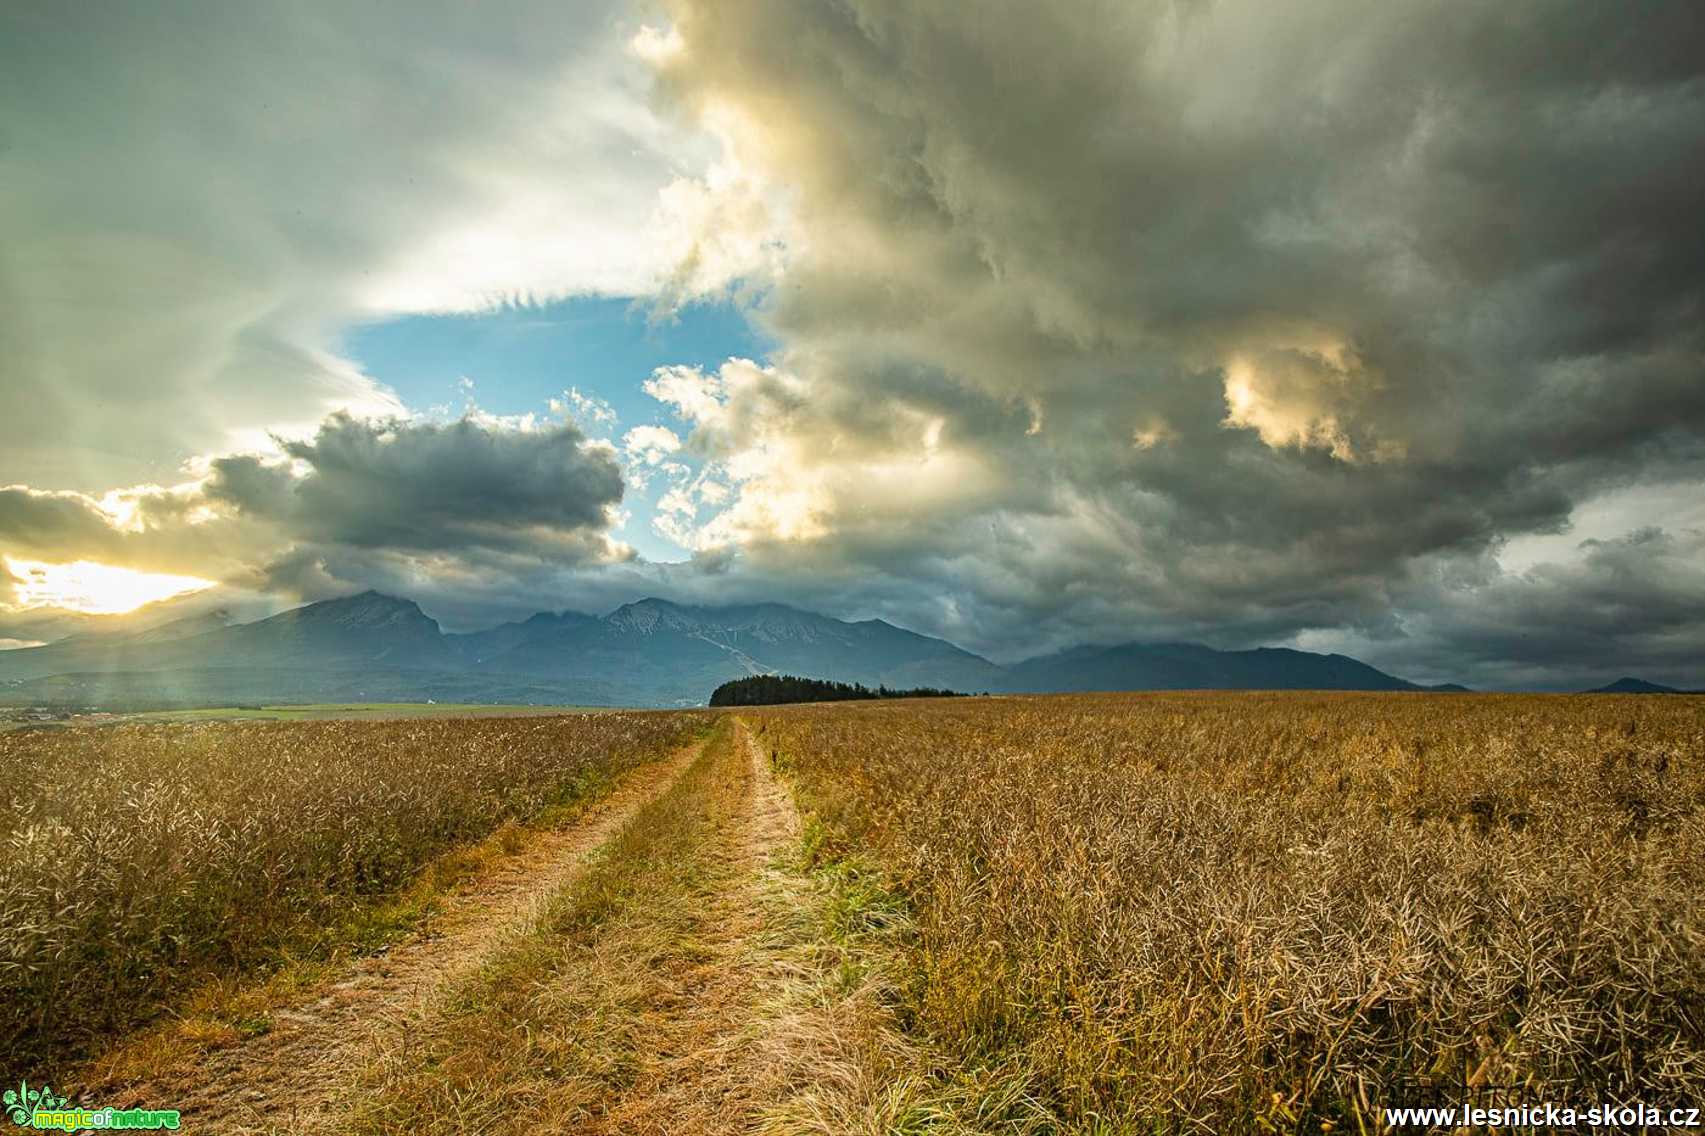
[[0, 407, 632, 625], [631, 0, 1705, 683], [1439, 528, 1705, 691], [1310, 528, 1705, 691], [207, 413, 627, 560]]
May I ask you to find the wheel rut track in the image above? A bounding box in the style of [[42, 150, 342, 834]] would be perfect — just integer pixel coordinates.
[[79, 738, 707, 1135], [584, 717, 806, 1135]]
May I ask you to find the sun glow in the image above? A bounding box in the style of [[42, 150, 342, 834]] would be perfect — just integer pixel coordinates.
[[5, 558, 215, 615]]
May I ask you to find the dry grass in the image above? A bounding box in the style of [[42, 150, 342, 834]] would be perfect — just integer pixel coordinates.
[[0, 711, 710, 1074], [346, 718, 749, 1133], [748, 692, 1705, 1131], [750, 812, 1053, 1136], [14, 692, 1700, 1132], [347, 718, 915, 1135]]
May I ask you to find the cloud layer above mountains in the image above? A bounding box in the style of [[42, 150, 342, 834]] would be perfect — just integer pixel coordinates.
[[2, 0, 1703, 688], [0, 414, 629, 614], [630, 0, 1705, 686]]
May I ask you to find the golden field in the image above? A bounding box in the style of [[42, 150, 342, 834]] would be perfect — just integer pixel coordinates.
[[4, 692, 1702, 1132], [748, 692, 1705, 1131], [0, 711, 710, 1072]]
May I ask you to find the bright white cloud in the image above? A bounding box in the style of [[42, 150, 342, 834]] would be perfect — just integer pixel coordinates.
[[0, 1, 715, 490], [5, 557, 215, 615], [551, 388, 621, 433], [622, 425, 684, 465], [1219, 346, 1398, 463]]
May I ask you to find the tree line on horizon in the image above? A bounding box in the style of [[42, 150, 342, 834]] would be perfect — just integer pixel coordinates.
[[708, 673, 967, 707]]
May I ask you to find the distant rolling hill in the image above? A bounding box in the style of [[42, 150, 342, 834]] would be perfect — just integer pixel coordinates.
[[1582, 676, 1686, 694], [997, 641, 1464, 693], [0, 590, 1465, 708]]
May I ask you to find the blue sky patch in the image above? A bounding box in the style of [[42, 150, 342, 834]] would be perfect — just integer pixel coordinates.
[[346, 295, 769, 428], [345, 296, 770, 561]]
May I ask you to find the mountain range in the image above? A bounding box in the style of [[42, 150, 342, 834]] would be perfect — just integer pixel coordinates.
[[0, 590, 1474, 708]]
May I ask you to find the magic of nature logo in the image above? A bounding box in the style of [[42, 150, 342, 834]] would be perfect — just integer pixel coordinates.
[[4, 1081, 180, 1131]]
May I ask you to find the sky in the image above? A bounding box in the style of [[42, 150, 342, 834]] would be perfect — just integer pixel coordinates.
[[2, 0, 1703, 690]]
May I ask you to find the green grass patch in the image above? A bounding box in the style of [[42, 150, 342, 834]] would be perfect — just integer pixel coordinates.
[[112, 702, 614, 723]]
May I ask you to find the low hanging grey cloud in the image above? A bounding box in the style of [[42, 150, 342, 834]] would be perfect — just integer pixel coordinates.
[[198, 414, 632, 604], [208, 414, 625, 555], [628, 0, 1705, 687]]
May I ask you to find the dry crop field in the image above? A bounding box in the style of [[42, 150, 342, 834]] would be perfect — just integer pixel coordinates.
[[4, 693, 1702, 1133], [0, 711, 710, 1073], [748, 692, 1705, 1130]]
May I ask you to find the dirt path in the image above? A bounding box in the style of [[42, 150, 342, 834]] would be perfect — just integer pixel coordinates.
[[536, 717, 923, 1135], [586, 718, 806, 1134], [84, 738, 707, 1135]]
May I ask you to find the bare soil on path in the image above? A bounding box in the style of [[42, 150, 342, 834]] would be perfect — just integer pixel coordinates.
[[78, 739, 707, 1135], [582, 718, 807, 1135], [343, 716, 841, 1136]]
